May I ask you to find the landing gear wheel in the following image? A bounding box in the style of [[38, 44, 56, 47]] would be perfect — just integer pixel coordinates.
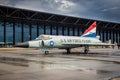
[[84, 49, 88, 54], [84, 46, 89, 54], [66, 48, 71, 54], [45, 51, 49, 55]]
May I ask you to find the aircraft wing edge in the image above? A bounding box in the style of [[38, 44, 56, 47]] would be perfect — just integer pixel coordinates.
[[62, 43, 114, 46]]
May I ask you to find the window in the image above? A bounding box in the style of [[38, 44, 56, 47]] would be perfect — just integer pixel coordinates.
[[69, 27, 73, 36], [6, 22, 13, 44], [24, 24, 29, 42], [15, 23, 22, 43], [114, 31, 116, 42], [31, 25, 37, 40], [46, 24, 50, 35], [58, 26, 62, 35], [0, 22, 4, 42], [79, 28, 82, 36], [39, 24, 44, 35], [74, 27, 78, 36], [64, 27, 68, 36], [52, 25, 57, 35]]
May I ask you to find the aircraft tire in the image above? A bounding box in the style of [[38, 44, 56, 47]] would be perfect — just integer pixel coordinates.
[[84, 49, 88, 54], [45, 51, 49, 55], [66, 48, 70, 54]]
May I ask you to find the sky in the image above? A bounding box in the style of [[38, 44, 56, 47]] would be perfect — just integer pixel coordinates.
[[0, 0, 120, 23]]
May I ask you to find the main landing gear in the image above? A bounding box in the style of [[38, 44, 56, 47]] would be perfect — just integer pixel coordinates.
[[45, 51, 49, 55], [84, 46, 89, 54], [66, 48, 71, 54]]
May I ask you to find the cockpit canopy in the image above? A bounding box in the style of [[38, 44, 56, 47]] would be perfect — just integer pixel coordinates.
[[35, 34, 52, 40]]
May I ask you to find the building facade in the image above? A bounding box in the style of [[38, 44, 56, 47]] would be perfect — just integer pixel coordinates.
[[0, 5, 120, 46]]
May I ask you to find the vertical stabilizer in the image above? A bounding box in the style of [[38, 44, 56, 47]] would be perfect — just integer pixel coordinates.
[[81, 21, 96, 38]]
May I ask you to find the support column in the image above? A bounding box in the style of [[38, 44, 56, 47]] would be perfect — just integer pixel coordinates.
[[73, 26, 75, 36], [116, 31, 117, 43], [3, 20, 6, 46], [50, 24, 52, 35], [115, 31, 116, 43], [56, 24, 58, 35], [29, 24, 32, 40], [113, 31, 115, 43], [68, 27, 69, 36], [106, 30, 108, 41], [102, 30, 105, 42], [104, 30, 106, 42], [13, 22, 15, 44], [62, 26, 64, 35], [100, 30, 103, 41], [109, 30, 111, 40], [118, 31, 120, 43], [44, 22, 46, 34], [21, 23, 24, 42], [111, 31, 113, 44]]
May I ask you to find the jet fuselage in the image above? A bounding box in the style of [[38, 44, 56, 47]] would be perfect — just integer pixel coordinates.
[[28, 35, 102, 49]]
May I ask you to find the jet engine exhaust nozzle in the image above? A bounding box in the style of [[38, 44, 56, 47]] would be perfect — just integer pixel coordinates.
[[14, 42, 29, 48]]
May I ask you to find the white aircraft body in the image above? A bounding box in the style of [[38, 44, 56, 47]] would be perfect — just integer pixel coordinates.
[[15, 21, 113, 54]]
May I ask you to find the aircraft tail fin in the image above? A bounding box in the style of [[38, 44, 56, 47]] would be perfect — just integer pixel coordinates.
[[81, 21, 96, 38]]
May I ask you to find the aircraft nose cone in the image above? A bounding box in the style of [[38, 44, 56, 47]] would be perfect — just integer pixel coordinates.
[[15, 42, 29, 48]]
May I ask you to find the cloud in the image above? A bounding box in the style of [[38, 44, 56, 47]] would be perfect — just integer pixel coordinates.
[[54, 0, 76, 12], [0, 0, 19, 6], [10, 0, 88, 18], [13, 0, 74, 13], [0, 0, 11, 6], [102, 7, 119, 12]]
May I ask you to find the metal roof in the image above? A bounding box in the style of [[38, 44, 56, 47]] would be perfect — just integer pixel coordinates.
[[0, 5, 120, 30]]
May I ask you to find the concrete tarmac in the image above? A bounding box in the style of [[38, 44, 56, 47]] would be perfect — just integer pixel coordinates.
[[0, 48, 120, 80]]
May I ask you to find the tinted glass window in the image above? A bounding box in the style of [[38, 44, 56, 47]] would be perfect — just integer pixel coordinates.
[[46, 25, 50, 35], [24, 24, 29, 41], [64, 27, 68, 36], [0, 22, 4, 42], [31, 25, 37, 40], [39, 24, 44, 35], [58, 26, 62, 35], [15, 23, 22, 43], [52, 25, 57, 35], [69, 27, 73, 36], [6, 22, 13, 44]]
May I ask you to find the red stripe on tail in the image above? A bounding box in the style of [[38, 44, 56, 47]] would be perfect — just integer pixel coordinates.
[[83, 21, 96, 35]]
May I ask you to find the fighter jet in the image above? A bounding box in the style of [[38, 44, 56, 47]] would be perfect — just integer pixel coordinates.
[[15, 21, 113, 54]]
